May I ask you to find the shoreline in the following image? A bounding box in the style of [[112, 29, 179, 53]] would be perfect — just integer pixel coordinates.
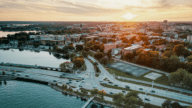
[[50, 85, 115, 108]]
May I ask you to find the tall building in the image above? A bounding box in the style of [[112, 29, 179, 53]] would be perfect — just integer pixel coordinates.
[[164, 20, 168, 23]]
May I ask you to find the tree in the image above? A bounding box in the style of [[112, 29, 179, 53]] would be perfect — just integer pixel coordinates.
[[60, 63, 66, 72], [94, 44, 100, 51], [167, 55, 180, 72], [53, 45, 58, 50], [163, 51, 175, 58], [144, 103, 152, 108], [72, 57, 85, 68], [102, 38, 107, 44], [162, 99, 172, 108], [187, 105, 192, 108], [171, 102, 181, 108], [69, 53, 76, 60], [112, 93, 124, 106], [106, 49, 112, 60], [124, 91, 143, 108], [84, 46, 90, 52], [94, 52, 105, 59], [100, 44, 104, 52], [2, 71, 5, 75], [124, 52, 134, 61], [187, 55, 192, 62], [98, 90, 106, 100], [100, 57, 109, 65], [82, 51, 89, 58], [76, 44, 83, 51], [173, 44, 186, 56], [90, 89, 98, 97]]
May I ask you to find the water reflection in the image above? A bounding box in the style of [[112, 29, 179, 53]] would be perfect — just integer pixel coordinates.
[[0, 49, 70, 68]]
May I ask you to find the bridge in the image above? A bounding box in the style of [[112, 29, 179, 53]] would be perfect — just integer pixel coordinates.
[[0, 62, 61, 71], [82, 97, 94, 108], [0, 75, 16, 81]]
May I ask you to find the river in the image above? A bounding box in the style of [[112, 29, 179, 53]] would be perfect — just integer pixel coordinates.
[[0, 80, 87, 108]]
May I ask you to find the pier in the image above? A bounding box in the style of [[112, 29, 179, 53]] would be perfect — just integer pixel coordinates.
[[82, 97, 94, 108]]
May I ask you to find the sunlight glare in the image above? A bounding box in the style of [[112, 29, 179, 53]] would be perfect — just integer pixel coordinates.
[[121, 12, 137, 20]]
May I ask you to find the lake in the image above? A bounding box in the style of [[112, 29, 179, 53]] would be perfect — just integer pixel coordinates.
[[0, 49, 70, 68]]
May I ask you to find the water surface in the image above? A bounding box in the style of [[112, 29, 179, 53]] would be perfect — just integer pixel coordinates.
[[0, 49, 70, 68]]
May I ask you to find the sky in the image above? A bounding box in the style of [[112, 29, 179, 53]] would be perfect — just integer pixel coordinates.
[[0, 0, 192, 21]]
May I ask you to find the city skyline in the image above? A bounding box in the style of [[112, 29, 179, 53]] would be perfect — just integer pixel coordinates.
[[0, 0, 192, 21]]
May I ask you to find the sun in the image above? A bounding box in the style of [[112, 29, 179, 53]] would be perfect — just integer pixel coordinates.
[[121, 12, 137, 20]]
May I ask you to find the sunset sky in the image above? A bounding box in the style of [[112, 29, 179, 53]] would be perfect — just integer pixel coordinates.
[[0, 0, 192, 21]]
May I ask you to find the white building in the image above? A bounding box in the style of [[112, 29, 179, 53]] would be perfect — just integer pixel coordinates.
[[187, 35, 192, 43]]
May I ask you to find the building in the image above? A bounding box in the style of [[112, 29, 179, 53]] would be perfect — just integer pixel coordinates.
[[122, 45, 142, 54], [187, 35, 192, 43], [104, 43, 117, 53]]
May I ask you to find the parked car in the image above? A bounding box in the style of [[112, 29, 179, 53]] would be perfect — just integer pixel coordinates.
[[99, 81, 103, 83], [122, 90, 126, 93], [76, 80, 79, 82], [108, 82, 113, 84], [53, 80, 57, 82], [82, 78, 84, 80], [79, 85, 82, 87], [114, 84, 118, 87], [139, 88, 143, 90], [125, 85, 130, 89], [145, 98, 150, 101], [69, 79, 72, 81], [16, 74, 21, 76], [25, 75, 29, 77], [93, 87, 97, 89], [66, 82, 70, 84], [150, 90, 155, 93], [110, 92, 113, 94]]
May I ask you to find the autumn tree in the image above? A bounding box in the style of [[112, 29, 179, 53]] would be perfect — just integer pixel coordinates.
[[94, 52, 105, 59], [72, 57, 85, 68]]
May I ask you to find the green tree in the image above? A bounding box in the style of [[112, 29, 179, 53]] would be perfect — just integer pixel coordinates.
[[144, 103, 152, 108], [162, 99, 172, 108], [171, 102, 181, 108], [69, 53, 76, 60], [163, 51, 175, 58], [187, 55, 192, 62], [76, 44, 83, 51], [82, 51, 89, 58], [60, 63, 66, 72], [124, 91, 143, 108], [2, 71, 5, 75], [101, 57, 109, 65], [90, 89, 98, 97], [112, 93, 124, 106]]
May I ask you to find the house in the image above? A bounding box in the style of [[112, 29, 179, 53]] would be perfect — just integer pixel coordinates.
[[122, 45, 142, 55], [104, 43, 116, 53]]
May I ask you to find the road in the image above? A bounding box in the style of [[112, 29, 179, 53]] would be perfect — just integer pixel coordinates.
[[88, 55, 192, 104], [1, 59, 192, 106]]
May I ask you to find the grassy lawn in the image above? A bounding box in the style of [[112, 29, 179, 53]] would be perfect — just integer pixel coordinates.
[[105, 65, 169, 86]]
